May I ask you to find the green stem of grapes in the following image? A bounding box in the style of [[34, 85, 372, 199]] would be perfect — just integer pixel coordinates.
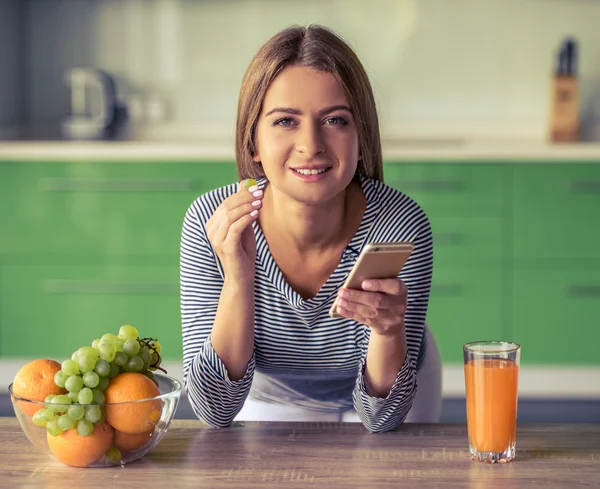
[[138, 336, 166, 373]]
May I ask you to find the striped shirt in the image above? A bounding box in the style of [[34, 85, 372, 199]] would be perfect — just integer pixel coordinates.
[[180, 176, 433, 433]]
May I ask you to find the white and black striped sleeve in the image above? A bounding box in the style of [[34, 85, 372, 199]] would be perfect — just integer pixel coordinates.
[[352, 211, 433, 433], [180, 198, 255, 427]]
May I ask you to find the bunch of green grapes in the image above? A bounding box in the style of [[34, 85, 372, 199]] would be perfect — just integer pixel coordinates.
[[31, 325, 163, 437]]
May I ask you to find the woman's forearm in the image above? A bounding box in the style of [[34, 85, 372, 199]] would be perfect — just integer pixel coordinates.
[[209, 277, 255, 381], [364, 331, 407, 398]]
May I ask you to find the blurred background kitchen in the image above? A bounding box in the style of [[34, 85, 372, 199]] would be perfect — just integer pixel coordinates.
[[0, 0, 598, 422]]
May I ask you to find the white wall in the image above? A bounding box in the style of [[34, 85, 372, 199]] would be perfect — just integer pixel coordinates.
[[20, 0, 600, 137], [0, 0, 22, 126]]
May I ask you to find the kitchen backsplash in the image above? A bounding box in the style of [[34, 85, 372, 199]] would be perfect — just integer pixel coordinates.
[[3, 0, 600, 138]]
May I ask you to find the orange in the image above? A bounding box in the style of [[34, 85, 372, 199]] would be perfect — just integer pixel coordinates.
[[11, 359, 67, 416], [113, 428, 154, 451], [105, 372, 162, 434], [47, 423, 113, 468]]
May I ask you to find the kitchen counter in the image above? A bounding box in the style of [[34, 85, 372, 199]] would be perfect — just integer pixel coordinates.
[[2, 140, 600, 161], [1, 418, 599, 488]]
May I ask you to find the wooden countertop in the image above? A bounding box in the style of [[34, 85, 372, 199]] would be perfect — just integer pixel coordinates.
[[1, 418, 599, 488]]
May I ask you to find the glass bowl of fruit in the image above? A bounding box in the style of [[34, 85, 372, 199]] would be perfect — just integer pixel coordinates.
[[9, 325, 182, 467]]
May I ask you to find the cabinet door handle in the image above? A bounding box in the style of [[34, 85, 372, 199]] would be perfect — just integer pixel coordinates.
[[40, 178, 195, 192], [567, 181, 600, 194], [431, 284, 463, 296], [565, 284, 600, 298], [388, 180, 465, 192], [433, 232, 464, 245], [44, 280, 178, 295]]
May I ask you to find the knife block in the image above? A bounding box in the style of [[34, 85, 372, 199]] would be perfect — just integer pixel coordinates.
[[549, 75, 580, 143]]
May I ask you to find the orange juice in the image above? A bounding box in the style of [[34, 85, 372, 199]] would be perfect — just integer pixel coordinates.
[[464, 359, 519, 453]]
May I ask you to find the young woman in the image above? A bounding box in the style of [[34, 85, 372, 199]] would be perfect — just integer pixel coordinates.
[[180, 25, 440, 433]]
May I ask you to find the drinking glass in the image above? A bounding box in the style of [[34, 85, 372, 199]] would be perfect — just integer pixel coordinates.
[[464, 341, 521, 463]]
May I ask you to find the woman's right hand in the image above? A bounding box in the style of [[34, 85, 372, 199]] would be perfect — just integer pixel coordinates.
[[206, 181, 263, 283]]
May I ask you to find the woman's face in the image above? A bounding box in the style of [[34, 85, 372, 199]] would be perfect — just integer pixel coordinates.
[[253, 66, 359, 205]]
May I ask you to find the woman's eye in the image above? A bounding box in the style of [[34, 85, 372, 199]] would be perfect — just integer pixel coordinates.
[[323, 116, 348, 126], [274, 117, 295, 127]]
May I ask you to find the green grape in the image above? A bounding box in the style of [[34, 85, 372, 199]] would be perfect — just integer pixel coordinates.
[[114, 352, 128, 367], [78, 346, 99, 362], [149, 340, 162, 355], [97, 409, 106, 425], [139, 345, 149, 355], [84, 405, 102, 423], [46, 420, 63, 437], [94, 359, 110, 377], [78, 355, 95, 373], [71, 351, 79, 362], [67, 391, 79, 403], [91, 338, 101, 349], [105, 447, 121, 463], [62, 359, 79, 376], [101, 333, 119, 344], [57, 414, 76, 431], [47, 403, 64, 414], [118, 324, 139, 341], [65, 375, 84, 393], [150, 352, 158, 366], [32, 410, 48, 427], [76, 419, 94, 436], [47, 395, 69, 414], [126, 355, 144, 372], [123, 338, 140, 356], [92, 388, 105, 405], [241, 178, 258, 189], [83, 371, 100, 388], [44, 394, 56, 405], [40, 408, 55, 422], [52, 394, 72, 406], [114, 338, 125, 352], [67, 404, 85, 421], [108, 362, 120, 378], [54, 370, 68, 388], [139, 350, 152, 370], [98, 341, 116, 362], [97, 376, 110, 391], [78, 387, 93, 405]]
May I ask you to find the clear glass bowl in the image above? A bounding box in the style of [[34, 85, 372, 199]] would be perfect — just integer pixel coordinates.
[[9, 373, 181, 467]]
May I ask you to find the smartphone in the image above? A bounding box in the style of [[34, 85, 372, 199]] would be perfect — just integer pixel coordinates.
[[329, 242, 414, 318]]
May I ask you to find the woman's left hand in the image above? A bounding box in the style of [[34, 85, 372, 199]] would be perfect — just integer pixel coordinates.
[[335, 279, 408, 337]]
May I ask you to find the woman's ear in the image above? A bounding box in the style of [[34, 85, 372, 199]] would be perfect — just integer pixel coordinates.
[[251, 141, 261, 163]]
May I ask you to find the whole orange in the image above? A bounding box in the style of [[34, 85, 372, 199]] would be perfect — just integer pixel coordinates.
[[105, 372, 162, 434], [47, 423, 113, 467], [11, 359, 67, 416], [113, 428, 154, 451]]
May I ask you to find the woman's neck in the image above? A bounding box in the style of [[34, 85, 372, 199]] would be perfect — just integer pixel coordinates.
[[260, 181, 363, 254]]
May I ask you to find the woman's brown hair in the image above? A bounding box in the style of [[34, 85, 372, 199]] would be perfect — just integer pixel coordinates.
[[235, 24, 383, 182]]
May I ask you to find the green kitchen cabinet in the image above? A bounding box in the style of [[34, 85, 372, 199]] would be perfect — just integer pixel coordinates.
[[2, 158, 599, 368], [0, 161, 238, 257], [427, 264, 505, 363], [510, 162, 600, 365], [384, 163, 508, 217], [512, 164, 600, 262], [512, 265, 600, 365], [429, 215, 504, 263], [383, 163, 509, 364], [0, 263, 183, 360]]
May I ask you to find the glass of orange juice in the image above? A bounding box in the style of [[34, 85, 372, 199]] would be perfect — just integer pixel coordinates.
[[463, 341, 521, 463]]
